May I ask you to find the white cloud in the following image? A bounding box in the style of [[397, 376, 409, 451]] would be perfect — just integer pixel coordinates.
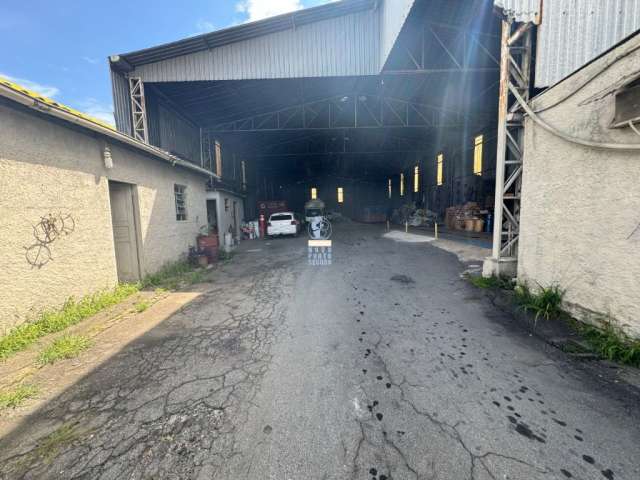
[[236, 0, 303, 22], [0, 72, 60, 98], [82, 56, 100, 65], [77, 98, 115, 126]]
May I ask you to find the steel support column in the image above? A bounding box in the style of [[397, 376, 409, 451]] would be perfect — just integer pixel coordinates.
[[483, 19, 534, 278], [129, 77, 149, 143]]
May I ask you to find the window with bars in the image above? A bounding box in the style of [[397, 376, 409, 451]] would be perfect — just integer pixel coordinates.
[[400, 173, 405, 197], [414, 165, 420, 193], [337, 187, 344, 203], [436, 153, 444, 186], [174, 184, 187, 221], [473, 135, 484, 176]]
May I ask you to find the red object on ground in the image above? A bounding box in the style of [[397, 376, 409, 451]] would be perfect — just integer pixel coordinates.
[[197, 235, 219, 262]]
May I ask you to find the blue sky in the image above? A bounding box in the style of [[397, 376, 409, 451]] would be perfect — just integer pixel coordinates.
[[0, 0, 331, 124]]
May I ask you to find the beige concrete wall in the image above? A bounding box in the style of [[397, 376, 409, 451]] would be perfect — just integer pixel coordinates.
[[518, 34, 640, 337], [0, 102, 207, 331], [207, 190, 245, 251]]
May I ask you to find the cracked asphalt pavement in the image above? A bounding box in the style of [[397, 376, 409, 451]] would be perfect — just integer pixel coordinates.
[[1, 223, 639, 479]]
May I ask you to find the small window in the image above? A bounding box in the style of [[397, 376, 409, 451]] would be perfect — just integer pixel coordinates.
[[311, 187, 318, 200], [436, 153, 444, 186], [400, 173, 405, 197], [613, 77, 640, 128], [388, 179, 392, 199], [413, 165, 420, 193], [337, 187, 344, 203], [174, 184, 187, 221], [473, 135, 484, 176], [224, 198, 229, 211]]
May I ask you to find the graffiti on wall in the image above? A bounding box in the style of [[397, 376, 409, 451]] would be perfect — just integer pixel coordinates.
[[24, 213, 75, 268]]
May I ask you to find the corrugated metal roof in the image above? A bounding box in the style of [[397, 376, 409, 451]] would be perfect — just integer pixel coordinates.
[[113, 0, 375, 68], [131, 9, 380, 82], [494, 0, 640, 87]]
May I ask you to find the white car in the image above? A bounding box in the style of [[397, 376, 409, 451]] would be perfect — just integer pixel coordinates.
[[267, 212, 301, 237]]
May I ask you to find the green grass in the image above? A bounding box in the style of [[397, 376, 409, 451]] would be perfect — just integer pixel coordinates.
[[218, 250, 234, 262], [33, 423, 80, 463], [514, 283, 565, 322], [37, 335, 91, 366], [0, 384, 38, 410], [134, 300, 151, 313], [580, 321, 640, 367], [0, 284, 139, 361], [141, 260, 207, 290], [468, 275, 514, 290]]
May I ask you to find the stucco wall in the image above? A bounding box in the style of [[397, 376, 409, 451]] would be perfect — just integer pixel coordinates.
[[207, 190, 244, 251], [518, 33, 640, 337], [0, 101, 207, 331]]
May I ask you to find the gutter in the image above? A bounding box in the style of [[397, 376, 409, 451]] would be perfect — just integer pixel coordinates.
[[0, 82, 219, 180]]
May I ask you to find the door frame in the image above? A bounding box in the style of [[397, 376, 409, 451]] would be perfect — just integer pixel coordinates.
[[108, 180, 144, 282]]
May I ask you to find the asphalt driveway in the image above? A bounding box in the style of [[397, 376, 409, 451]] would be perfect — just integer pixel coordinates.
[[1, 223, 639, 480]]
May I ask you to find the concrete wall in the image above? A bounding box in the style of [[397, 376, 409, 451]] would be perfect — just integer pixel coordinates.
[[207, 190, 244, 251], [0, 101, 207, 331], [518, 33, 640, 337]]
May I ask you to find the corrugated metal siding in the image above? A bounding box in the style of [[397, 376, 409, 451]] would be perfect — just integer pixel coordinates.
[[379, 0, 416, 68], [536, 0, 640, 87], [110, 69, 132, 135], [133, 10, 380, 82], [495, 0, 640, 87], [157, 104, 200, 164], [494, 0, 541, 23]]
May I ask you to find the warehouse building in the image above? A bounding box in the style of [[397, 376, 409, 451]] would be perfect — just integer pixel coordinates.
[[108, 0, 502, 224], [106, 0, 640, 336]]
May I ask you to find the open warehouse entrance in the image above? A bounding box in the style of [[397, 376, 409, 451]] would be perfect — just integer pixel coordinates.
[[110, 0, 501, 234]]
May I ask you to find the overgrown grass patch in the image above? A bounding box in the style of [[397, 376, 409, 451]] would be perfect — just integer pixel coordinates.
[[580, 321, 640, 367], [141, 260, 207, 290], [514, 283, 565, 322], [0, 384, 38, 410], [0, 284, 139, 361], [467, 274, 514, 290], [37, 335, 91, 366], [134, 300, 151, 313]]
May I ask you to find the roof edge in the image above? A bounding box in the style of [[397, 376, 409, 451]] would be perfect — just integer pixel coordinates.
[[0, 82, 217, 179], [112, 0, 376, 68]]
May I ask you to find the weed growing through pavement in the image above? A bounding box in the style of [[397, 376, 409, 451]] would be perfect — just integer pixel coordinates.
[[579, 319, 640, 367], [467, 275, 515, 290], [141, 260, 208, 290], [0, 384, 38, 410], [514, 283, 565, 322], [134, 300, 151, 313], [37, 335, 91, 365]]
